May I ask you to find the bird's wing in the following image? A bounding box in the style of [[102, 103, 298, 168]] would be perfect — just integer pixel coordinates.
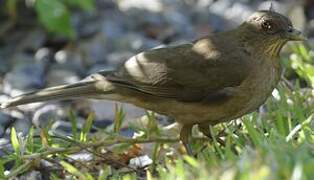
[[100, 38, 252, 102]]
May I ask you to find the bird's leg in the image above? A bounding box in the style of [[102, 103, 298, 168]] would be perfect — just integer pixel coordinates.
[[180, 124, 193, 156], [198, 123, 226, 146]]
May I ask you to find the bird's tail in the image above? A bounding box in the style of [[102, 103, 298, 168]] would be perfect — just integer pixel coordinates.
[[1, 80, 109, 109]]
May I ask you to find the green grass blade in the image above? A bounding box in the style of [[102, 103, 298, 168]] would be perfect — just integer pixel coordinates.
[[10, 127, 20, 156], [68, 110, 78, 140], [80, 112, 95, 142]]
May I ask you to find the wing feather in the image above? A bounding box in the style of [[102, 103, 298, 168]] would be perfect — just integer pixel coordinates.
[[99, 36, 251, 102]]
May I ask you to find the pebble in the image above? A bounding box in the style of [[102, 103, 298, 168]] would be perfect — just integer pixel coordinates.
[[32, 104, 66, 128], [78, 33, 107, 65], [129, 155, 153, 168], [53, 49, 86, 76], [117, 0, 163, 12], [88, 100, 146, 123], [0, 112, 13, 137], [46, 68, 80, 87], [3, 53, 46, 93]]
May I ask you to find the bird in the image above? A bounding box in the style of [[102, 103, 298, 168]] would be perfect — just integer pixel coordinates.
[[1, 10, 305, 154]]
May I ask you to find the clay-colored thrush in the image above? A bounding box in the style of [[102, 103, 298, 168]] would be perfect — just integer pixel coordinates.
[[1, 10, 306, 154]]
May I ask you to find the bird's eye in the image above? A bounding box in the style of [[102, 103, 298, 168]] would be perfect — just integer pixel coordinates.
[[261, 20, 274, 33]]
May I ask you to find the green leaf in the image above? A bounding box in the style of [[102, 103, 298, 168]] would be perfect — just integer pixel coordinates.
[[60, 161, 87, 179], [26, 127, 34, 153], [5, 0, 17, 19], [0, 160, 5, 179], [35, 0, 75, 38], [50, 173, 62, 180], [243, 117, 262, 147], [183, 155, 199, 168], [146, 111, 160, 136], [80, 112, 95, 142], [64, 0, 95, 11], [10, 127, 20, 156], [98, 165, 111, 180]]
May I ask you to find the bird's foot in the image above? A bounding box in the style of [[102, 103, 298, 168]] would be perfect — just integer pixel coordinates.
[[198, 124, 226, 146], [179, 124, 194, 156]]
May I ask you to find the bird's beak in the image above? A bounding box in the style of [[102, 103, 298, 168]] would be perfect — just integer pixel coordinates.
[[287, 28, 307, 41]]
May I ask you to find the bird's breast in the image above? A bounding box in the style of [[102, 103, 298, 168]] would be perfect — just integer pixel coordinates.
[[233, 58, 282, 116]]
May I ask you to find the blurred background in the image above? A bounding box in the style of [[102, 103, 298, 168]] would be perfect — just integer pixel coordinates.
[[1, 0, 314, 179], [0, 0, 313, 154]]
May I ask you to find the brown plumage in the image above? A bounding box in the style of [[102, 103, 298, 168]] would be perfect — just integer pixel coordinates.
[[1, 10, 305, 154]]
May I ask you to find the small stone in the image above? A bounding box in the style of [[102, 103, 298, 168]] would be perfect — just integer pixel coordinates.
[[129, 155, 153, 168], [18, 28, 46, 51], [0, 112, 13, 137], [46, 68, 80, 87], [209, 0, 253, 27], [32, 104, 66, 128], [88, 100, 146, 124], [3, 53, 46, 94], [35, 48, 53, 65], [118, 0, 163, 12], [19, 171, 43, 180], [0, 50, 10, 74], [68, 152, 93, 161], [106, 51, 134, 67], [88, 63, 115, 74], [109, 33, 159, 52], [78, 33, 107, 65], [101, 12, 126, 40], [11, 117, 32, 136], [120, 128, 135, 137], [72, 12, 102, 38], [54, 49, 85, 75]]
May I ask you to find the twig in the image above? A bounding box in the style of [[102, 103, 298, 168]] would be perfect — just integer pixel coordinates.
[[21, 136, 207, 161]]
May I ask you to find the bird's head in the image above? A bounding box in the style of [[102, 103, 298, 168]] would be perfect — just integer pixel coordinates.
[[238, 10, 306, 57]]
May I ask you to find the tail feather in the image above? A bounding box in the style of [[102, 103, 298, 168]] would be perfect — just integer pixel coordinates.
[[1, 80, 101, 109]]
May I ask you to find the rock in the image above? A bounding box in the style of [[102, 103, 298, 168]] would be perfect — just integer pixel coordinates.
[[51, 121, 73, 135], [51, 116, 87, 135], [18, 171, 43, 180], [78, 33, 107, 65], [8, 117, 32, 136], [54, 49, 86, 76], [72, 12, 102, 38], [162, 10, 194, 39], [109, 32, 160, 52], [68, 152, 93, 161], [87, 63, 115, 74], [0, 49, 10, 74], [106, 51, 134, 67], [32, 104, 66, 129], [0, 112, 13, 137], [101, 10, 127, 41], [17, 28, 46, 52], [129, 155, 153, 168], [89, 100, 146, 122], [120, 127, 135, 137], [0, 138, 12, 162], [117, 0, 163, 13], [46, 68, 80, 87], [3, 53, 46, 94], [34, 48, 54, 65], [209, 0, 253, 27]]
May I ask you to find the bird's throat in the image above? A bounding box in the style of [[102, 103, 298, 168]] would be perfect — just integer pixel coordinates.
[[264, 41, 286, 59]]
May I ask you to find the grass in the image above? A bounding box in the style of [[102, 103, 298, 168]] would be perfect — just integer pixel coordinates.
[[0, 43, 313, 179]]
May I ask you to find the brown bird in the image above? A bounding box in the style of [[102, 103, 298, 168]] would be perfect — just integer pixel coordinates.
[[1, 10, 305, 154]]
